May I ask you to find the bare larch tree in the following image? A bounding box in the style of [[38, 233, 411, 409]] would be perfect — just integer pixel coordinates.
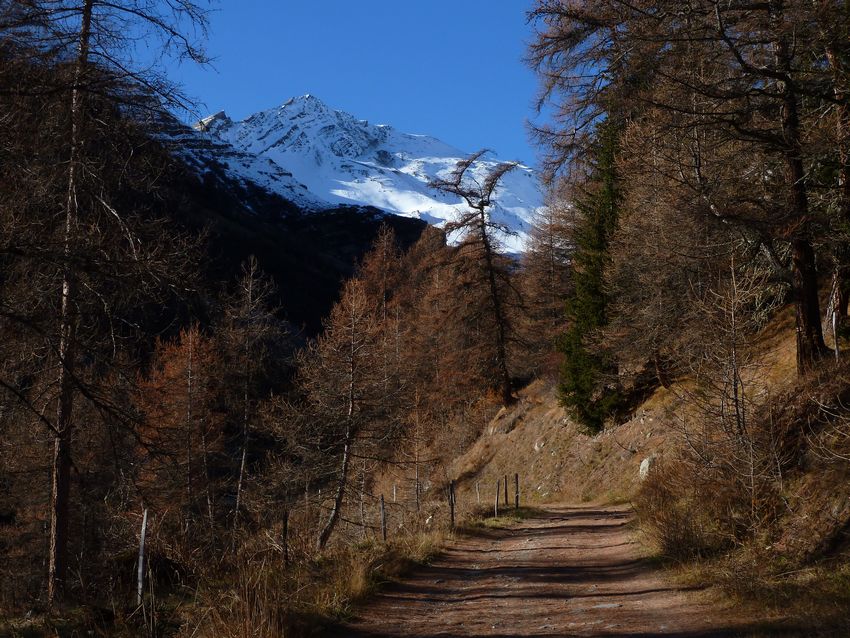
[[430, 150, 519, 406]]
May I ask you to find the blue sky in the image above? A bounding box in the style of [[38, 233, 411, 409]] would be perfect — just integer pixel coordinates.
[[168, 1, 542, 167]]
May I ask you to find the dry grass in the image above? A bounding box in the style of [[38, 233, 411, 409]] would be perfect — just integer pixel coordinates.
[[632, 350, 850, 634], [748, 305, 798, 391], [0, 608, 146, 638], [669, 549, 850, 636], [459, 505, 541, 531], [446, 377, 679, 512], [181, 530, 444, 638], [0, 530, 446, 638]]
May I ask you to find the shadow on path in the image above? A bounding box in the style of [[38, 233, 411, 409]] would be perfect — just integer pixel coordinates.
[[323, 505, 798, 638]]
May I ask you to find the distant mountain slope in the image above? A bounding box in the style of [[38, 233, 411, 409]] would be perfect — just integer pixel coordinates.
[[195, 95, 543, 253], [143, 107, 428, 333], [153, 107, 325, 211]]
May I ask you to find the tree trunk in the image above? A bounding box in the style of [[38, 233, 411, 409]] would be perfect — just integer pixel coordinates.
[[823, 42, 850, 227], [478, 209, 513, 406], [317, 310, 359, 551], [316, 423, 353, 550], [359, 459, 366, 539], [414, 407, 421, 515], [824, 42, 850, 323], [47, 416, 72, 607], [201, 427, 214, 528], [791, 237, 827, 372], [772, 5, 827, 373], [136, 508, 148, 607], [784, 98, 827, 371], [48, 0, 93, 608], [233, 427, 247, 529], [652, 351, 671, 389], [233, 277, 254, 530], [185, 328, 193, 533]]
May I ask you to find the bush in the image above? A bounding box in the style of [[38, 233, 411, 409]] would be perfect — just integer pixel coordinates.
[[635, 458, 744, 561]]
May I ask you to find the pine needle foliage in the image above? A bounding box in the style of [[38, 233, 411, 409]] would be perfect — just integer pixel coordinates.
[[557, 120, 622, 433]]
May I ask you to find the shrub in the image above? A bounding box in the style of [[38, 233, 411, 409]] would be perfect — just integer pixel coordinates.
[[635, 458, 744, 561]]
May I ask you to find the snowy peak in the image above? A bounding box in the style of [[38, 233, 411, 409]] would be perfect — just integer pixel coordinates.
[[196, 95, 543, 252], [195, 110, 233, 135], [247, 95, 389, 159], [210, 94, 458, 162]]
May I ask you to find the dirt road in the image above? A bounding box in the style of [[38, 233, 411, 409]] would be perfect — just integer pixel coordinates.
[[326, 504, 792, 638]]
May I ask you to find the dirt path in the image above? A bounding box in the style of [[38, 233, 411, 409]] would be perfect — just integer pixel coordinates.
[[326, 504, 790, 638]]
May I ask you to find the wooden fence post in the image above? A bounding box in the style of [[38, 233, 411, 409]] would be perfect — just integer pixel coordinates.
[[282, 508, 290, 567], [494, 480, 500, 518], [136, 508, 148, 607], [449, 480, 456, 529], [359, 462, 367, 539], [476, 480, 480, 505], [504, 475, 508, 506], [415, 461, 421, 514], [380, 494, 387, 542], [515, 473, 519, 509]]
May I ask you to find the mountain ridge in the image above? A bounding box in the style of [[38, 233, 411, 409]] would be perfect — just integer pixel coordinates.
[[194, 95, 544, 253]]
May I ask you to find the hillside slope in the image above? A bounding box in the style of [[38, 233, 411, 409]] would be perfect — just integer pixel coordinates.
[[445, 307, 799, 520]]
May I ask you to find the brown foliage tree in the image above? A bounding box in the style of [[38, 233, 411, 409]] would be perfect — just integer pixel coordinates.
[[0, 0, 209, 605], [299, 277, 384, 549], [517, 196, 573, 374], [218, 257, 285, 531], [136, 325, 225, 536]]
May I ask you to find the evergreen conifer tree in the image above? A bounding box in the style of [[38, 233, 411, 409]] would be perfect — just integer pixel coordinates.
[[558, 120, 621, 433]]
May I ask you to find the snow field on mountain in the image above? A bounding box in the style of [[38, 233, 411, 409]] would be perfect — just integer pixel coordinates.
[[196, 95, 544, 253]]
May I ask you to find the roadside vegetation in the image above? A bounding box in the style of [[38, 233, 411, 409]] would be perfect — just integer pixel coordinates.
[[526, 2, 850, 632]]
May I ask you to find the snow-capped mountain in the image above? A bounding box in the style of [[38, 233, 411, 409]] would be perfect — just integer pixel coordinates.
[[153, 109, 324, 211], [194, 95, 543, 253]]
